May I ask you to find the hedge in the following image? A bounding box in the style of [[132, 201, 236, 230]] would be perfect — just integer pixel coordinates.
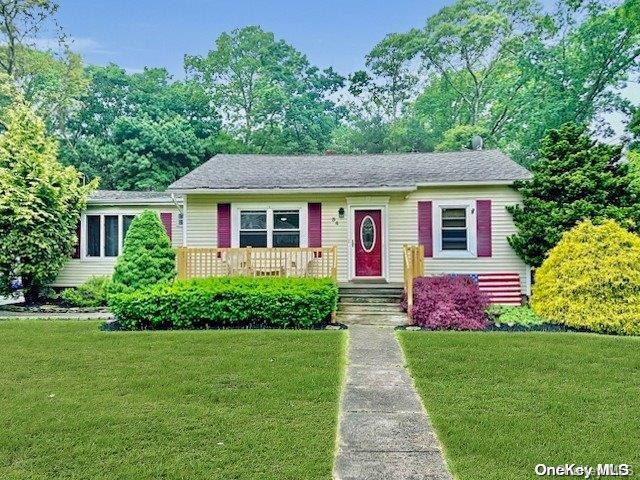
[[109, 276, 339, 330]]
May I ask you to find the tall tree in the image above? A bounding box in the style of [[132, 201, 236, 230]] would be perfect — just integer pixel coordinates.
[[507, 123, 640, 268], [0, 94, 96, 302], [185, 26, 344, 153], [353, 0, 640, 163], [61, 65, 219, 190], [0, 0, 62, 76], [348, 32, 418, 120], [15, 47, 88, 139]]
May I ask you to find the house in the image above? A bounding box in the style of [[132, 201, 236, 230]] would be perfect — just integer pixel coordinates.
[[55, 150, 532, 303]]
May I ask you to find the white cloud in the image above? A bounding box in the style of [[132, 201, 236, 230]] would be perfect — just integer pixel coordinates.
[[29, 36, 114, 55]]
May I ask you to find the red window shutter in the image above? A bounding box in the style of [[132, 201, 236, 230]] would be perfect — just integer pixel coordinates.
[[476, 200, 492, 257], [160, 212, 173, 241], [73, 222, 81, 258], [307, 203, 322, 248], [418, 201, 433, 257], [217, 203, 231, 248]]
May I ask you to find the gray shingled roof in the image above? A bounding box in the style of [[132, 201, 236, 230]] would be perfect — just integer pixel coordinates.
[[168, 150, 531, 191], [89, 190, 180, 203]]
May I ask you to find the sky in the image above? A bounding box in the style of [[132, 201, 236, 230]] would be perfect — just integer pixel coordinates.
[[56, 0, 451, 78], [55, 0, 638, 138]]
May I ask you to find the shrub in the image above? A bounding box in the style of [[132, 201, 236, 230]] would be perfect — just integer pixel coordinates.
[[109, 276, 338, 330], [410, 276, 489, 330], [531, 220, 640, 335], [110, 210, 175, 293], [59, 276, 111, 307], [485, 305, 545, 328]]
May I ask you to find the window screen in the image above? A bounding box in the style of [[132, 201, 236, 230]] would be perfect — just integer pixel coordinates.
[[239, 210, 267, 247], [104, 215, 119, 257], [441, 208, 468, 251], [87, 215, 101, 257]]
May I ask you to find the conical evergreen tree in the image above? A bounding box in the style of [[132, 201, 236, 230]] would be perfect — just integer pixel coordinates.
[[111, 210, 176, 292]]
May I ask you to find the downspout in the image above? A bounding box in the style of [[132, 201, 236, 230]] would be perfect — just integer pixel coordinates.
[[170, 193, 186, 247]]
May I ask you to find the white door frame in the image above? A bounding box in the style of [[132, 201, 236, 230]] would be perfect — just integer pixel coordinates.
[[347, 198, 389, 281]]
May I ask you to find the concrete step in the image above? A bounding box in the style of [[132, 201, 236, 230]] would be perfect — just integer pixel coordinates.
[[338, 283, 404, 296], [339, 294, 403, 304], [336, 313, 408, 326], [339, 287, 404, 295], [338, 302, 404, 314]]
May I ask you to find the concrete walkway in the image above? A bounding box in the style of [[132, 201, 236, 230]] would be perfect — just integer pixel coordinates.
[[333, 325, 452, 480]]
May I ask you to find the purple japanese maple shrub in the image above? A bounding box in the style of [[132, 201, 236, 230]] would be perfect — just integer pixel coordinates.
[[410, 275, 490, 330]]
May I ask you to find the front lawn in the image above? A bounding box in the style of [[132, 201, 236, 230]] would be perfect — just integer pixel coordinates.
[[0, 320, 346, 480], [398, 332, 640, 480]]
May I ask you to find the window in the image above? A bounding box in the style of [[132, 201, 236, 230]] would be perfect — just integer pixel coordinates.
[[104, 215, 119, 257], [273, 210, 299, 247], [240, 210, 268, 247], [122, 215, 135, 241], [441, 208, 468, 251], [432, 202, 477, 258], [236, 207, 304, 248], [84, 213, 138, 258], [87, 215, 101, 257]]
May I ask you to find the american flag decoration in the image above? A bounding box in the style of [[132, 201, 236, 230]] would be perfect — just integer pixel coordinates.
[[468, 272, 523, 306]]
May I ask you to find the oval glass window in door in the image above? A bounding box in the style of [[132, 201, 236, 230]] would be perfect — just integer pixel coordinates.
[[360, 215, 376, 253]]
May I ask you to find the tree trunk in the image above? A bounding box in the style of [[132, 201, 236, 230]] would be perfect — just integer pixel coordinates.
[[21, 275, 41, 305]]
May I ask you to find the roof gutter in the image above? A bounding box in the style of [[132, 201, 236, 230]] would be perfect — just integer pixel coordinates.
[[414, 179, 526, 187], [166, 186, 418, 195], [87, 198, 183, 206]]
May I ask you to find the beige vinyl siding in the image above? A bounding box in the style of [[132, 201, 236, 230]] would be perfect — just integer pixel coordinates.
[[182, 186, 529, 291], [52, 205, 181, 287], [184, 195, 217, 246]]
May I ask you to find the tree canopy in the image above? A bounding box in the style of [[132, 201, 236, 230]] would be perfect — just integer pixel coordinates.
[[0, 0, 638, 189], [507, 122, 640, 267], [185, 25, 345, 155]]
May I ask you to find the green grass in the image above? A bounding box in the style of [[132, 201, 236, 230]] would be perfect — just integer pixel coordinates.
[[0, 320, 346, 480], [398, 332, 640, 480]]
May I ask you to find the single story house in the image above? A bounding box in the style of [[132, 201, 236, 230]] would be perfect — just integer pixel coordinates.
[[55, 150, 532, 303]]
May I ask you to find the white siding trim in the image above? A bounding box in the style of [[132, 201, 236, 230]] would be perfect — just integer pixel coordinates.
[[182, 197, 188, 246]]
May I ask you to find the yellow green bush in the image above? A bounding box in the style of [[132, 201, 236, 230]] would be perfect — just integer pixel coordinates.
[[531, 220, 640, 335]]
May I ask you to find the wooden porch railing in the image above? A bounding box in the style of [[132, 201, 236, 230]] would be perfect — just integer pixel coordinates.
[[176, 246, 338, 281], [403, 244, 424, 321]]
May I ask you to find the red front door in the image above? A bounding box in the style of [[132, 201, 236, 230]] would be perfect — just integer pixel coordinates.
[[354, 209, 382, 277]]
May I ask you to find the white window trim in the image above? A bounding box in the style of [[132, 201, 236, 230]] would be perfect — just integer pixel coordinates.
[[433, 200, 477, 259], [231, 203, 308, 248], [81, 212, 137, 260]]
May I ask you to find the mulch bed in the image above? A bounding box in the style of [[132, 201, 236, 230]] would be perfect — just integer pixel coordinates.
[[0, 303, 108, 314], [101, 319, 348, 332], [396, 323, 578, 333]]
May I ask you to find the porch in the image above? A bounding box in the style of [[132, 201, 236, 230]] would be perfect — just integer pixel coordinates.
[[175, 246, 338, 280], [174, 245, 424, 324]]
